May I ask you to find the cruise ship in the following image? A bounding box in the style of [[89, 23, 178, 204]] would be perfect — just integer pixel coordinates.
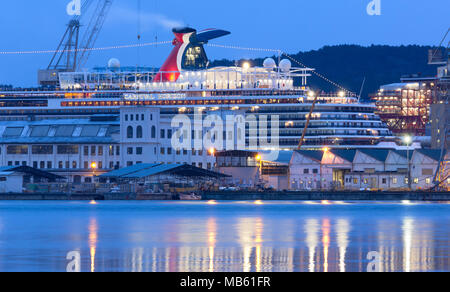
[[0, 27, 398, 152]]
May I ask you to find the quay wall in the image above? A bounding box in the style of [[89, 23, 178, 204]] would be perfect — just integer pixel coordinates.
[[0, 191, 449, 201], [201, 191, 450, 201]]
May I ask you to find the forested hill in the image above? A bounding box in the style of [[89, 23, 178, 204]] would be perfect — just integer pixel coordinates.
[[210, 45, 440, 101]]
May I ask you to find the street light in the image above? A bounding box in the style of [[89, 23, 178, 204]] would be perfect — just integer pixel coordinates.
[[403, 135, 412, 190]]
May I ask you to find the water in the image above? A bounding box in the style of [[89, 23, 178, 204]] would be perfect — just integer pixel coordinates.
[[0, 200, 449, 272]]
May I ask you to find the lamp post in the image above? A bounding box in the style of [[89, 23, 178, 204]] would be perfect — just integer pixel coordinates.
[[91, 162, 97, 193], [404, 135, 412, 191]]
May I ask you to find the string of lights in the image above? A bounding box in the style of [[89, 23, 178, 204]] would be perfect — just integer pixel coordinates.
[[208, 43, 354, 94], [0, 40, 171, 55], [281, 53, 354, 94]]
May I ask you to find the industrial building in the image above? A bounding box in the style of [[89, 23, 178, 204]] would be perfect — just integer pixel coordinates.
[[248, 149, 450, 191]]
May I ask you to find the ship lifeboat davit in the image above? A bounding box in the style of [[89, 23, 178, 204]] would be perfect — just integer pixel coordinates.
[[153, 27, 230, 83]]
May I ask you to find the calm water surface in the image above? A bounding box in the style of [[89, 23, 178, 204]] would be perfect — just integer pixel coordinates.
[[0, 201, 449, 272]]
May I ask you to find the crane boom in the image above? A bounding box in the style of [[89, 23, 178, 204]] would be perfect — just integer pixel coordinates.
[[297, 94, 320, 150], [76, 0, 114, 70]]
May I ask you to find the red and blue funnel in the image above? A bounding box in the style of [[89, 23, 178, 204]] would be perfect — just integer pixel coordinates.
[[154, 27, 230, 83]]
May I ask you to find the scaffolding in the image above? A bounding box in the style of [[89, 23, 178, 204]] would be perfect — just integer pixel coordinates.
[[373, 82, 435, 136]]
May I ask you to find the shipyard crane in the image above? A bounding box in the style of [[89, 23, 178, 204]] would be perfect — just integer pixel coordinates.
[[431, 126, 450, 191], [38, 0, 114, 86], [297, 92, 320, 150]]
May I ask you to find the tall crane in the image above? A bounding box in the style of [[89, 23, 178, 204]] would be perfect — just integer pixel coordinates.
[[432, 126, 449, 191], [38, 0, 113, 86], [297, 92, 320, 150]]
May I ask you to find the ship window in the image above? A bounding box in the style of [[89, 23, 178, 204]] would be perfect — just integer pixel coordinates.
[[57, 145, 79, 155], [3, 127, 24, 138], [81, 125, 101, 137], [30, 126, 50, 137], [32, 145, 53, 155], [182, 44, 208, 70], [55, 125, 75, 137], [7, 145, 28, 155]]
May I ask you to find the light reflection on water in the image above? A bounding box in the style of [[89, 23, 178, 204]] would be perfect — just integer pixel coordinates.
[[0, 201, 448, 272]]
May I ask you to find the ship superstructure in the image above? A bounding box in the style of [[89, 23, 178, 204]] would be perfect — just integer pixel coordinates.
[[0, 27, 398, 151]]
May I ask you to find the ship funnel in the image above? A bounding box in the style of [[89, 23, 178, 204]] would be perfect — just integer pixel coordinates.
[[154, 27, 230, 83]]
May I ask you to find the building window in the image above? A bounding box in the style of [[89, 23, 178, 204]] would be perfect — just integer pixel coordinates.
[[59, 161, 63, 169], [116, 146, 120, 156], [393, 178, 398, 184], [137, 126, 143, 139], [98, 146, 103, 156], [65, 161, 70, 169], [413, 178, 419, 184], [84, 161, 89, 169], [161, 148, 165, 155], [127, 161, 133, 167], [98, 162, 103, 169], [7, 161, 12, 166], [32, 145, 53, 155], [72, 161, 77, 169], [136, 147, 143, 155], [125, 114, 128, 121], [127, 147, 133, 155], [91, 146, 96, 156], [130, 115, 134, 121], [382, 178, 387, 184], [426, 178, 431, 184], [353, 178, 358, 184], [40, 161, 45, 169], [47, 162, 52, 169], [141, 114, 145, 121], [151, 126, 156, 139], [84, 146, 89, 156], [109, 162, 114, 169], [7, 145, 28, 155], [313, 169, 319, 174], [167, 148, 172, 155], [304, 169, 309, 174], [109, 146, 114, 156], [57, 145, 79, 155], [136, 114, 139, 121], [33, 161, 38, 168], [161, 129, 165, 139], [127, 126, 134, 139], [183, 149, 188, 155]]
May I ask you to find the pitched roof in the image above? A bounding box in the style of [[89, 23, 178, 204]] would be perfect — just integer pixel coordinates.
[[329, 149, 357, 163], [99, 164, 160, 178], [261, 151, 294, 164], [358, 149, 390, 162], [101, 164, 230, 179], [294, 150, 324, 162], [416, 149, 445, 162]]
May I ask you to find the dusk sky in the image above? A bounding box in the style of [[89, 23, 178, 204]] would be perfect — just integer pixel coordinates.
[[0, 0, 448, 86]]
